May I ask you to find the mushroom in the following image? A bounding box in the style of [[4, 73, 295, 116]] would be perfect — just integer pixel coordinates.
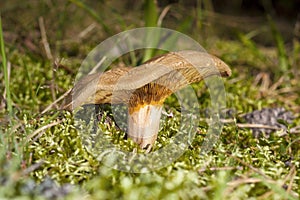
[[64, 50, 231, 151]]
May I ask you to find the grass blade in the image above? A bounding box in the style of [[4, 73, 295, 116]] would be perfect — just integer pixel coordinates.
[[0, 14, 13, 118], [68, 0, 112, 34], [268, 15, 290, 73], [142, 0, 159, 62]]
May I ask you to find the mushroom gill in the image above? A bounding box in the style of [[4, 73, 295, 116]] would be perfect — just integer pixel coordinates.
[[63, 50, 231, 152]]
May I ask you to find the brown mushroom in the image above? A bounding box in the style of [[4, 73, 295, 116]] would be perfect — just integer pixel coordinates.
[[63, 50, 231, 151]]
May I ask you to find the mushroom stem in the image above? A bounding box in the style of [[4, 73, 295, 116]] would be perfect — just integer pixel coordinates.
[[128, 104, 163, 152]]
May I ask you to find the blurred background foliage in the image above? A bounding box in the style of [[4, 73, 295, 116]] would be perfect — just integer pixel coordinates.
[[0, 0, 299, 57]]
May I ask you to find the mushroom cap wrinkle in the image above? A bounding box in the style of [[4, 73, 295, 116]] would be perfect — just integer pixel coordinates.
[[65, 50, 231, 110]]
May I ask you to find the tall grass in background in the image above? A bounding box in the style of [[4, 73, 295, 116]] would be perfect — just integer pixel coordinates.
[[68, 0, 112, 34], [0, 16, 24, 199], [68, 0, 160, 64], [142, 0, 159, 62], [0, 14, 13, 118], [268, 15, 291, 74]]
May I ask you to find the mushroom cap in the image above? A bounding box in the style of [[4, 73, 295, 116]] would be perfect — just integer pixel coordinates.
[[64, 50, 231, 110]]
